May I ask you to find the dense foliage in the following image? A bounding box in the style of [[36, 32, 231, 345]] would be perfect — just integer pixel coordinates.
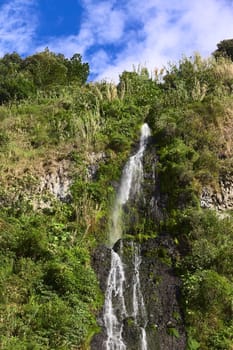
[[213, 39, 233, 61], [0, 49, 89, 104], [0, 51, 146, 349], [146, 54, 233, 350], [0, 47, 232, 349]]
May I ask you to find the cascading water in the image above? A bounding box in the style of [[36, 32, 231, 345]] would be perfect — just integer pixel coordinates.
[[104, 245, 127, 350], [131, 243, 148, 350], [103, 123, 151, 350], [110, 123, 151, 246]]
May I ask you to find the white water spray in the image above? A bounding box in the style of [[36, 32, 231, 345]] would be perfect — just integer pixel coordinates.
[[104, 247, 127, 350], [141, 328, 148, 350], [131, 243, 148, 350], [110, 123, 151, 247], [103, 124, 150, 350]]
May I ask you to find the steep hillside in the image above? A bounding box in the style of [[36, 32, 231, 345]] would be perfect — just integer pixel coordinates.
[[0, 51, 232, 349]]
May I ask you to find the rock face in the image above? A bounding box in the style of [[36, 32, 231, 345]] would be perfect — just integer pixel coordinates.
[[91, 141, 186, 350], [87, 151, 107, 179], [201, 175, 233, 211], [91, 238, 186, 350], [35, 159, 72, 208], [139, 237, 186, 350], [91, 245, 112, 350], [0, 151, 107, 210]]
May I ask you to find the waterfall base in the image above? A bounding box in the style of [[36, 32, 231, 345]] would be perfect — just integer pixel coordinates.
[[91, 237, 186, 350]]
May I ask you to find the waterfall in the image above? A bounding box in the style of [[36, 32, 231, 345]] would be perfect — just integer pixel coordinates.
[[131, 243, 148, 350], [103, 246, 127, 350], [110, 123, 151, 246], [103, 123, 150, 350]]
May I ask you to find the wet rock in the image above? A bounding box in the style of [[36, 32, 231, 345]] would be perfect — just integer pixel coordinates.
[[91, 245, 111, 349], [122, 317, 142, 350], [92, 245, 112, 292], [137, 239, 186, 350], [91, 239, 186, 350]]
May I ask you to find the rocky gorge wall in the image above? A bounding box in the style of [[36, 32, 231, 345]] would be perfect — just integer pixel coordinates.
[[91, 237, 186, 350], [91, 141, 187, 350]]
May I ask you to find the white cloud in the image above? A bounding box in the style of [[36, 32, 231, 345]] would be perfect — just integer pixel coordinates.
[[93, 0, 233, 81], [36, 0, 126, 58], [1, 0, 233, 81], [48, 0, 232, 81], [0, 0, 37, 56], [83, 1, 126, 43]]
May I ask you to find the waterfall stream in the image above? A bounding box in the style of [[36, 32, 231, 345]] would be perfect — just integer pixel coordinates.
[[103, 123, 151, 350], [104, 245, 127, 350], [110, 123, 151, 247], [131, 243, 148, 350]]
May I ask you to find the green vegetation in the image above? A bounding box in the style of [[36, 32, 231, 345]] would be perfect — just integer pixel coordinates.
[[0, 45, 233, 349], [0, 49, 89, 104], [213, 39, 233, 61], [146, 53, 233, 349], [0, 50, 146, 349]]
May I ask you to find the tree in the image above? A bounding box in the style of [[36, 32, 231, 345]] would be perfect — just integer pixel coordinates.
[[65, 53, 89, 84], [1, 52, 23, 67], [23, 50, 89, 88], [213, 39, 233, 61], [0, 52, 31, 103], [22, 49, 68, 88]]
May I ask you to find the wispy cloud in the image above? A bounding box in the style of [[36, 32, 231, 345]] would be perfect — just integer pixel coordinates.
[[41, 0, 233, 81], [36, 0, 126, 58], [0, 0, 37, 56], [1, 0, 233, 81], [93, 0, 233, 81], [82, 0, 126, 44]]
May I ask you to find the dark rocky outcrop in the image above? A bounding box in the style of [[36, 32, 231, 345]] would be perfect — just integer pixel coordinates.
[[91, 238, 186, 350], [139, 238, 186, 350], [91, 245, 112, 350], [91, 139, 186, 349]]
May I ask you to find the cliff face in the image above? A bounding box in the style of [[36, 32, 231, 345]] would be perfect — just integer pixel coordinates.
[[200, 109, 233, 212], [91, 141, 187, 350], [91, 238, 186, 350], [90, 126, 233, 349], [201, 174, 233, 212], [2, 141, 231, 350], [0, 151, 106, 210]]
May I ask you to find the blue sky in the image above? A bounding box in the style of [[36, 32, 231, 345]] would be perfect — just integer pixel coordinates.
[[0, 0, 233, 81]]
